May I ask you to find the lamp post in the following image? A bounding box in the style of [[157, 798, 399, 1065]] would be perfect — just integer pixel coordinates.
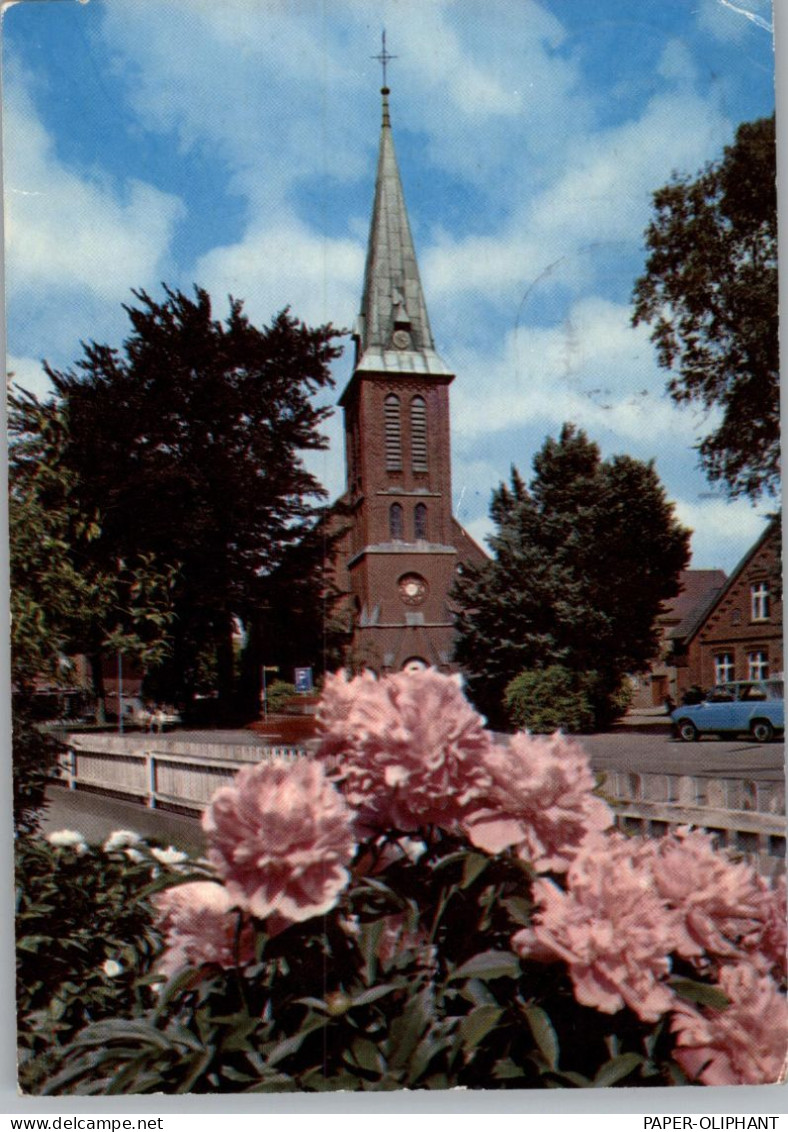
[[261, 665, 279, 721], [117, 651, 124, 736]]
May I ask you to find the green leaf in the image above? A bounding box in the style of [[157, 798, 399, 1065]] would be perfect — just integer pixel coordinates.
[[450, 950, 521, 982], [263, 1014, 327, 1068], [348, 1036, 385, 1077], [493, 1057, 528, 1080], [670, 978, 730, 1011], [350, 983, 399, 1008], [593, 1052, 644, 1088], [459, 1004, 502, 1051], [460, 852, 489, 889], [502, 895, 532, 926], [523, 1004, 559, 1070], [387, 986, 432, 1070]]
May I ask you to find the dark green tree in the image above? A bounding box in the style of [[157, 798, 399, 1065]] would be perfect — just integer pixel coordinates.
[[9, 388, 176, 826], [19, 286, 343, 720], [633, 114, 778, 500], [453, 425, 691, 728]]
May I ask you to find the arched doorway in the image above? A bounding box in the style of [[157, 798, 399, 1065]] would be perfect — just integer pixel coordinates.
[[402, 657, 429, 673]]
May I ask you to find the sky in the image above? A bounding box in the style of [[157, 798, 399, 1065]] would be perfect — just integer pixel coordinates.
[[2, 0, 780, 574]]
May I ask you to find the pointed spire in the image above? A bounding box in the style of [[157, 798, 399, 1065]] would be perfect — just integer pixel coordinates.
[[354, 80, 452, 376]]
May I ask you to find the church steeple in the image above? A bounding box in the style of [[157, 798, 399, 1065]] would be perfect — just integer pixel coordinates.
[[331, 57, 487, 677], [353, 84, 452, 376]]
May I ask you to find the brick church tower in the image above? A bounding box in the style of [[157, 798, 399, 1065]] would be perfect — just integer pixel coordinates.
[[335, 83, 485, 673]]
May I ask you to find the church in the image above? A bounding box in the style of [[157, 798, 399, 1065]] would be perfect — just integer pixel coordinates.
[[331, 80, 486, 675]]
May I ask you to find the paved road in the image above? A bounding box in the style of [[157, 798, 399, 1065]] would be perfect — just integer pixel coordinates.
[[580, 729, 785, 783], [40, 786, 204, 852]]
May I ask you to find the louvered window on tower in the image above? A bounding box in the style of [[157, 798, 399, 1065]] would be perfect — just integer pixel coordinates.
[[384, 394, 402, 470], [411, 396, 428, 472]]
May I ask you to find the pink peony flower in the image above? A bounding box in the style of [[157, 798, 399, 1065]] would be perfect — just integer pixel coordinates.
[[513, 833, 678, 1022], [671, 963, 788, 1085], [315, 669, 492, 833], [463, 732, 612, 872], [153, 881, 256, 979], [647, 828, 782, 970], [758, 873, 787, 981], [203, 758, 356, 923]]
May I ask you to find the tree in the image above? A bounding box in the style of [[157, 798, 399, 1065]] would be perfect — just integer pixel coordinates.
[[17, 286, 343, 719], [452, 425, 690, 728], [632, 114, 778, 500], [9, 388, 177, 826]]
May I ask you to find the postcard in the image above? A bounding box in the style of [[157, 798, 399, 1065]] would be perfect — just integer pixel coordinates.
[[5, 0, 785, 1098]]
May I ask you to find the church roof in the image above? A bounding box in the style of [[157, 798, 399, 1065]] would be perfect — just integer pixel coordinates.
[[353, 87, 453, 378]]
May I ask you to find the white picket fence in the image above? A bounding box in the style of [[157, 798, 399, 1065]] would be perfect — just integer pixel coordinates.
[[58, 733, 306, 812], [601, 768, 785, 876], [57, 733, 785, 874]]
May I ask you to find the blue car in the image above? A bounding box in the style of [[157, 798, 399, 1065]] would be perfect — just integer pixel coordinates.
[[672, 680, 784, 742]]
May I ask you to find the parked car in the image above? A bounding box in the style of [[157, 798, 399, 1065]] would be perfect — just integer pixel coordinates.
[[672, 679, 784, 742], [112, 697, 181, 731]]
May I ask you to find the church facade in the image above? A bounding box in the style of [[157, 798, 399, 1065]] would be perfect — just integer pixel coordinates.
[[332, 85, 485, 674]]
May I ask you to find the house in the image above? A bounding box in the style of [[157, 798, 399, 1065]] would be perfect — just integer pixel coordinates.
[[672, 517, 782, 693], [630, 569, 727, 707]]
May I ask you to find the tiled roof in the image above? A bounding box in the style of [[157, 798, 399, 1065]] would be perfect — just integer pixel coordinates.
[[662, 569, 727, 638]]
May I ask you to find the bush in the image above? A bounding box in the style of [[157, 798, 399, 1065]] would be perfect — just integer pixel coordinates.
[[12, 698, 62, 834], [264, 680, 297, 713], [20, 671, 787, 1094], [15, 832, 201, 1093], [504, 666, 595, 733]]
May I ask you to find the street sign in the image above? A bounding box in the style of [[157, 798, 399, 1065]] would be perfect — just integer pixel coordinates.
[[294, 667, 313, 694]]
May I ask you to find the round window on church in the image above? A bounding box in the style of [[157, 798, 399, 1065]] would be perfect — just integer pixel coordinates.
[[402, 657, 429, 673], [398, 573, 428, 606]]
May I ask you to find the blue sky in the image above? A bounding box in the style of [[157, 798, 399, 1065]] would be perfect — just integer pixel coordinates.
[[3, 0, 779, 573]]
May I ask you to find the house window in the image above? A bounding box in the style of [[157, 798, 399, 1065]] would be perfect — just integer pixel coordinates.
[[714, 653, 735, 684], [748, 650, 769, 680], [410, 396, 428, 472], [751, 582, 770, 621], [384, 394, 402, 471], [389, 503, 404, 540], [414, 502, 427, 540]]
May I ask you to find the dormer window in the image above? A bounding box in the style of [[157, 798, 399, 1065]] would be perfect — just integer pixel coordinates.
[[751, 582, 770, 622]]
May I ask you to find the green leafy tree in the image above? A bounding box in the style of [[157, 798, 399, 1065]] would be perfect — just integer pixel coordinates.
[[32, 286, 343, 719], [633, 114, 778, 500], [453, 425, 690, 728], [9, 389, 177, 824]]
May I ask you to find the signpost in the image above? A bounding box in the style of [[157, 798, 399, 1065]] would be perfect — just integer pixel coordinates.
[[261, 665, 279, 721], [294, 667, 313, 694]]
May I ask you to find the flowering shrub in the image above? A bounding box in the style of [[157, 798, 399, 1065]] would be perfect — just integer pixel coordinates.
[[15, 830, 202, 1093], [21, 671, 787, 1094]]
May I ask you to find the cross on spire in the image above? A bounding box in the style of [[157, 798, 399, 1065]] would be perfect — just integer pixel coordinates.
[[372, 30, 397, 89]]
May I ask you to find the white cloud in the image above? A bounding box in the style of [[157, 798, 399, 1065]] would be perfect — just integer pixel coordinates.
[[449, 297, 711, 448], [6, 355, 52, 400], [193, 214, 363, 331], [697, 0, 773, 41], [423, 87, 731, 305], [3, 69, 184, 303], [671, 497, 771, 570]]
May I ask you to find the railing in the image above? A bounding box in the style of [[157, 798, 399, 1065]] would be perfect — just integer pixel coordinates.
[[56, 735, 786, 875], [57, 733, 307, 814], [601, 769, 785, 876]]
